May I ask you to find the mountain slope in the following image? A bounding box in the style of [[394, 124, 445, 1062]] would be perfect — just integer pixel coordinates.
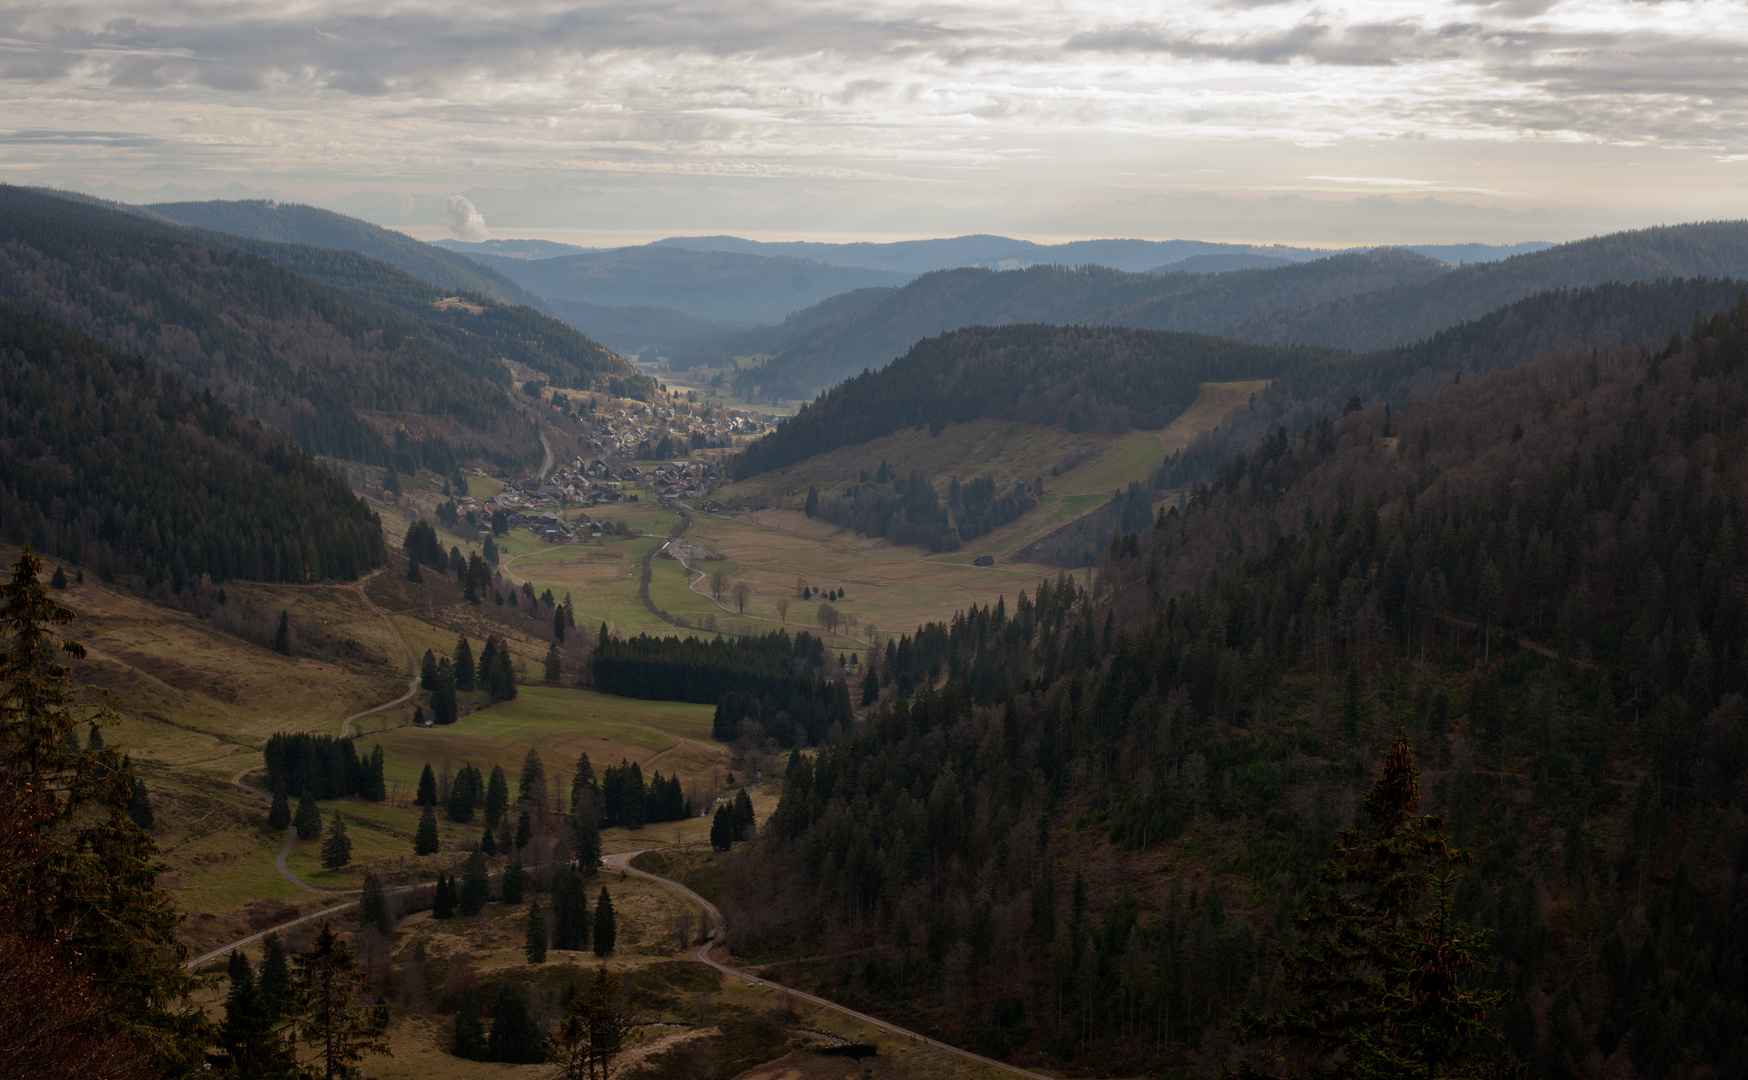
[[1234, 220, 1748, 350], [732, 324, 1337, 480], [0, 185, 534, 469], [148, 199, 547, 309], [464, 246, 910, 323], [735, 250, 1444, 398], [0, 304, 384, 583], [721, 295, 1748, 1077]]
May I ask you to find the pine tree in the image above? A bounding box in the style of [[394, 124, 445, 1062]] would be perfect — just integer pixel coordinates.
[[571, 751, 597, 809], [459, 851, 490, 916], [453, 636, 476, 691], [516, 808, 533, 850], [420, 649, 438, 691], [485, 983, 545, 1064], [525, 900, 548, 964], [452, 986, 484, 1059], [127, 767, 156, 832], [274, 610, 291, 654], [1228, 736, 1509, 1079], [357, 873, 392, 936], [259, 931, 291, 1015], [543, 641, 563, 683], [415, 763, 437, 806], [519, 748, 546, 804], [294, 791, 323, 840], [290, 921, 390, 1080], [432, 872, 455, 919], [484, 764, 508, 829], [593, 887, 617, 956], [487, 641, 517, 702], [553, 609, 566, 642], [480, 825, 498, 856], [321, 811, 352, 870], [571, 789, 602, 872], [414, 805, 440, 856], [502, 846, 526, 904]]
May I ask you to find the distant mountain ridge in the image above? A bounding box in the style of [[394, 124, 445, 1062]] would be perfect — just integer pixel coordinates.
[[148, 199, 550, 310]]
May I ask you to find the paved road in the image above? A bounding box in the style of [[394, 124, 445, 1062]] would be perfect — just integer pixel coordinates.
[[603, 849, 1057, 1080]]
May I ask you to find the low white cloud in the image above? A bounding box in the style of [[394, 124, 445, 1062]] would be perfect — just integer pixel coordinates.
[[443, 194, 489, 242]]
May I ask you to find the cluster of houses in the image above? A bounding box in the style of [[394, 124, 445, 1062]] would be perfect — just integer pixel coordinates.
[[580, 401, 769, 457], [650, 460, 723, 499]]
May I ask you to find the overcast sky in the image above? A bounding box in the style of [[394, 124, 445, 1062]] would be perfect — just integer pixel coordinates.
[[2, 0, 1745, 244]]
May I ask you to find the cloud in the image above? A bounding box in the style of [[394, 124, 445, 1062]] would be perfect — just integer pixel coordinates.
[[444, 195, 489, 242]]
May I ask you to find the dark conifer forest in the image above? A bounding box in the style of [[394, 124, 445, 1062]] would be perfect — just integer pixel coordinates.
[[0, 304, 384, 584], [718, 296, 1748, 1077]]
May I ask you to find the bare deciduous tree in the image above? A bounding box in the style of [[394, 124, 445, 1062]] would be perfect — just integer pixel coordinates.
[[774, 597, 790, 622], [709, 568, 727, 599], [731, 580, 751, 613]]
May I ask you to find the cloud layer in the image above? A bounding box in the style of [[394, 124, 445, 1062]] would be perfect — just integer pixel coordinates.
[[2, 0, 1745, 239]]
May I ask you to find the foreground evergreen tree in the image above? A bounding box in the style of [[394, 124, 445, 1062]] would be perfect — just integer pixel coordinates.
[[0, 547, 203, 1076], [710, 804, 734, 851], [259, 931, 291, 1014], [486, 983, 546, 1063], [1227, 737, 1511, 1080], [525, 900, 548, 964], [321, 812, 352, 870], [413, 805, 440, 856], [357, 874, 392, 937], [212, 949, 295, 1078], [291, 921, 390, 1079]]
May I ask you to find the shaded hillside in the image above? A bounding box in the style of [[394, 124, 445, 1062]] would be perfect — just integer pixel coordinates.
[[735, 252, 1440, 399], [11, 187, 644, 398], [465, 245, 910, 324], [733, 324, 1337, 480], [148, 200, 547, 308], [0, 304, 383, 583], [1166, 276, 1748, 489], [0, 187, 534, 470], [719, 297, 1748, 1078], [1234, 220, 1748, 350]]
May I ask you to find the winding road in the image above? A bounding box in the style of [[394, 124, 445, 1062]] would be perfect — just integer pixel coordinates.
[[604, 849, 1056, 1080]]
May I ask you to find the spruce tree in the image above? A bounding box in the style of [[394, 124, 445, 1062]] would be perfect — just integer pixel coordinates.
[[321, 811, 352, 870], [525, 900, 548, 964], [289, 921, 390, 1079], [452, 986, 484, 1059], [732, 788, 755, 840], [294, 791, 323, 840], [543, 641, 563, 683], [551, 865, 591, 952], [484, 764, 508, 829], [1228, 736, 1509, 1079], [274, 610, 291, 654], [458, 850, 490, 916], [256, 929, 291, 1013], [357, 873, 392, 936], [420, 649, 438, 691], [571, 751, 597, 809], [593, 886, 617, 956], [480, 825, 498, 856], [414, 805, 440, 856], [453, 636, 476, 691], [485, 637, 518, 701], [485, 984, 545, 1064], [415, 763, 437, 806], [127, 769, 155, 832], [516, 808, 532, 850], [502, 846, 526, 904], [571, 790, 602, 872], [710, 804, 734, 851], [214, 949, 293, 1077], [432, 872, 455, 919]]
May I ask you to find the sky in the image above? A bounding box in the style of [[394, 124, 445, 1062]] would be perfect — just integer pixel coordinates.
[[1, 0, 1746, 246]]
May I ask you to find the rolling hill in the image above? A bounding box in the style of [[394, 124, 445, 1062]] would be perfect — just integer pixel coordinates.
[[1233, 220, 1748, 350], [729, 250, 1446, 398]]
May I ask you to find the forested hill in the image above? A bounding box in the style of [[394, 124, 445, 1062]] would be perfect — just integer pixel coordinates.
[[1233, 219, 1748, 351], [1165, 275, 1748, 487], [731, 250, 1443, 399], [731, 325, 1337, 480], [0, 186, 646, 470], [726, 296, 1748, 1077], [148, 199, 547, 309], [0, 304, 383, 584]]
